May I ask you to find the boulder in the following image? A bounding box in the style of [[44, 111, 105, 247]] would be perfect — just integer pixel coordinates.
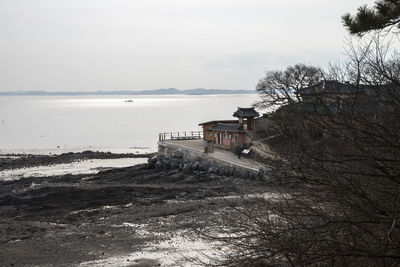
[[256, 168, 265, 180], [147, 156, 158, 169], [225, 166, 231, 176], [208, 160, 219, 174], [182, 163, 192, 174], [183, 158, 192, 164], [228, 166, 235, 176], [171, 150, 184, 158], [170, 158, 181, 169], [218, 166, 227, 176], [248, 171, 256, 180], [239, 168, 249, 179], [234, 167, 241, 177], [208, 160, 219, 173], [191, 161, 199, 171], [199, 158, 209, 171], [154, 160, 163, 170], [161, 158, 171, 170]]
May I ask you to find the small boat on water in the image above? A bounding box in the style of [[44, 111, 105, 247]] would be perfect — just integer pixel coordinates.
[[124, 99, 134, 103]]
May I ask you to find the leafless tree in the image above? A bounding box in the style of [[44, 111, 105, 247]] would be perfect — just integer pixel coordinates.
[[255, 64, 325, 111], [202, 35, 400, 266]]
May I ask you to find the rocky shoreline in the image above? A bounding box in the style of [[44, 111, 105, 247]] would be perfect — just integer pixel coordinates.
[[0, 150, 156, 171], [0, 151, 269, 266], [148, 150, 265, 180]]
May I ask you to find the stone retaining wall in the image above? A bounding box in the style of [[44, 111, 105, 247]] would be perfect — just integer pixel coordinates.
[[154, 142, 265, 180]]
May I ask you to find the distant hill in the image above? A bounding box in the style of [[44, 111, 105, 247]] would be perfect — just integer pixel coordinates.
[[0, 88, 256, 96]]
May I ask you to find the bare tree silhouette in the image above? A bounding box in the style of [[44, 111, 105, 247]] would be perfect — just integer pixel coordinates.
[[202, 37, 400, 266]]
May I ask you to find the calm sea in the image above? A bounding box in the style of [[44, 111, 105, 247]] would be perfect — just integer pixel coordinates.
[[0, 94, 258, 151]]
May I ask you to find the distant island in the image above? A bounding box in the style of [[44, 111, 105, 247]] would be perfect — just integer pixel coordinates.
[[0, 88, 256, 96]]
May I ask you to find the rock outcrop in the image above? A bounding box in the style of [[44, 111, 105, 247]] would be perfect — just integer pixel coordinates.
[[148, 155, 265, 180]]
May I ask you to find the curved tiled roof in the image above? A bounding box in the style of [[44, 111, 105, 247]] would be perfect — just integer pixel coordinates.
[[198, 120, 238, 126], [233, 107, 260, 118]]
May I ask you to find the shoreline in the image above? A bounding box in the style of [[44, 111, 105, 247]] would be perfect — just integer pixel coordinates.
[[0, 150, 269, 266], [0, 150, 156, 171], [0, 146, 156, 156]]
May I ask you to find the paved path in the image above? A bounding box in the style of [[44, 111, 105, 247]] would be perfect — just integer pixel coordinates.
[[161, 139, 264, 171]]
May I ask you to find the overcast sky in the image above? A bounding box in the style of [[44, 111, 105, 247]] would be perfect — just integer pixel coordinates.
[[0, 0, 375, 91]]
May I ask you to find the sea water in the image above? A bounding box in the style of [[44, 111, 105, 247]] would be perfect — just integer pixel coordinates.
[[0, 94, 258, 151]]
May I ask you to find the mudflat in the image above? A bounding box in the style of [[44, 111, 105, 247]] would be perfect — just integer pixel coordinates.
[[0, 152, 267, 266]]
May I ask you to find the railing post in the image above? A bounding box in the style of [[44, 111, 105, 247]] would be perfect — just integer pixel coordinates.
[[159, 130, 205, 141]]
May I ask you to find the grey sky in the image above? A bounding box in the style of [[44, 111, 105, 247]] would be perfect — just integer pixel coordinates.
[[0, 0, 374, 91]]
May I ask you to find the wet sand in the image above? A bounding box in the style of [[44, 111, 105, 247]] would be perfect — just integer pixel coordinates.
[[0, 152, 266, 266]]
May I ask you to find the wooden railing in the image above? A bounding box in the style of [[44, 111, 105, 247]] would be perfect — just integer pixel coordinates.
[[159, 131, 203, 141]]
